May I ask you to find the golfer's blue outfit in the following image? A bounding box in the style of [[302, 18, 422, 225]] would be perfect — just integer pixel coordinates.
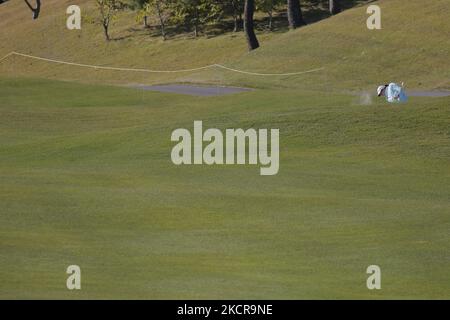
[[385, 83, 408, 103]]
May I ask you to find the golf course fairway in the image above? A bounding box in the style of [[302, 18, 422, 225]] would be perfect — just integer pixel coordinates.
[[0, 78, 449, 299]]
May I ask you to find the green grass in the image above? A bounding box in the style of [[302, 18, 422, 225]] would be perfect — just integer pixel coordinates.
[[1, 78, 449, 299]]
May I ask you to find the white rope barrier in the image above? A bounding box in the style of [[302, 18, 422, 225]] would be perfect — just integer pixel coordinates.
[[213, 63, 325, 76], [0, 52, 14, 63], [0, 51, 324, 77]]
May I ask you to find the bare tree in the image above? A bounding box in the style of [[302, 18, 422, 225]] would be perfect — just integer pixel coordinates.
[[244, 0, 259, 51], [23, 0, 41, 19], [287, 0, 305, 29], [96, 0, 119, 41]]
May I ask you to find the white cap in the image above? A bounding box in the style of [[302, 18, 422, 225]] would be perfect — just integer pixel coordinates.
[[377, 85, 387, 96]]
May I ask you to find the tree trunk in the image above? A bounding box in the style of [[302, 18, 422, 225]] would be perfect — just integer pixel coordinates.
[[103, 23, 110, 41], [329, 0, 341, 15], [233, 14, 239, 32], [268, 10, 273, 31], [194, 6, 199, 37], [159, 19, 166, 41], [194, 24, 198, 37], [232, 0, 242, 32], [287, 0, 306, 29], [143, 16, 148, 28], [24, 0, 41, 19], [244, 0, 259, 51], [155, 1, 166, 40]]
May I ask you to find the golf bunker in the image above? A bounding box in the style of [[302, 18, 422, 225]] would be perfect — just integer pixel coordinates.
[[132, 84, 252, 96], [408, 91, 450, 97]]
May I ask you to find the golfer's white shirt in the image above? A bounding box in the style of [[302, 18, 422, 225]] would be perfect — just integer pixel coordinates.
[[385, 83, 408, 103]]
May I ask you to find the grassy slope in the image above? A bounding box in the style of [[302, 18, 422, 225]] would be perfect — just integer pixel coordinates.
[[0, 0, 449, 90], [230, 0, 450, 90], [0, 78, 449, 299]]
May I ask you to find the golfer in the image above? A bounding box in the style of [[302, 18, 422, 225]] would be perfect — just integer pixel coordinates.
[[377, 83, 408, 103]]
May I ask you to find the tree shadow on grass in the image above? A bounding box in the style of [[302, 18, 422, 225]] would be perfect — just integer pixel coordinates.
[[111, 0, 374, 41], [206, 0, 374, 37]]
